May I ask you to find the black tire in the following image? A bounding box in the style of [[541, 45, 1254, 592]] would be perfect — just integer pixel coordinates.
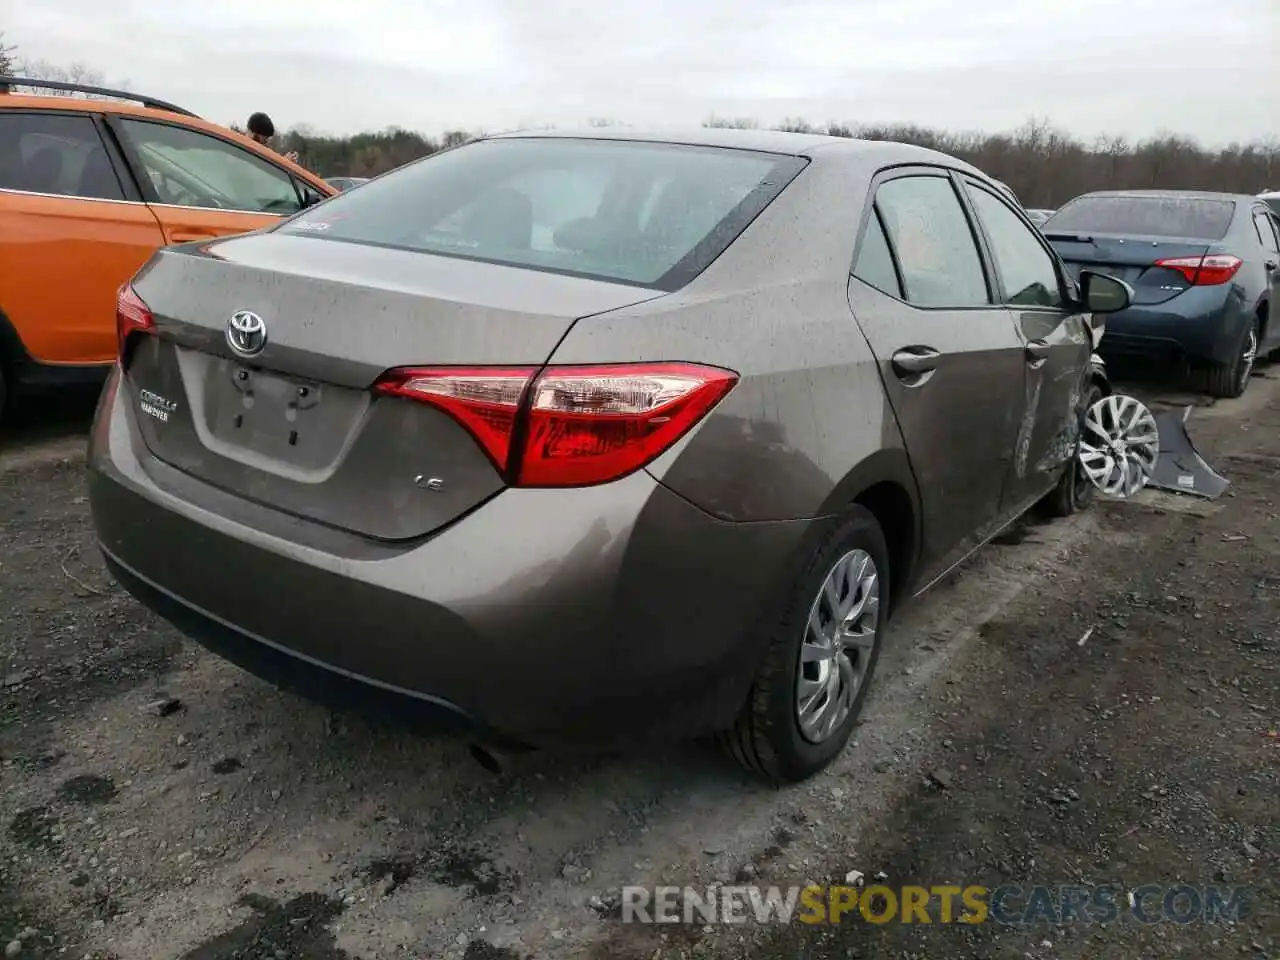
[[1205, 316, 1258, 399], [1042, 380, 1105, 518], [719, 506, 890, 784]]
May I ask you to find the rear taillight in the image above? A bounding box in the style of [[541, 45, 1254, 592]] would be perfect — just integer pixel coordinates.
[[374, 362, 738, 487], [374, 366, 536, 471], [519, 363, 738, 486], [1153, 254, 1243, 286], [116, 283, 155, 357]]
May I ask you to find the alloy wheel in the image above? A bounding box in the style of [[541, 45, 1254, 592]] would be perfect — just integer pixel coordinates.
[[1078, 394, 1160, 498], [1239, 325, 1258, 392], [795, 548, 880, 744]]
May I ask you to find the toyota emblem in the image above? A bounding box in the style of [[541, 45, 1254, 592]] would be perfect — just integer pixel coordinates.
[[227, 310, 267, 357]]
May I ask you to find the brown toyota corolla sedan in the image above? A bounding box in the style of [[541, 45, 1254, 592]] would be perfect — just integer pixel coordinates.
[[88, 129, 1133, 782]]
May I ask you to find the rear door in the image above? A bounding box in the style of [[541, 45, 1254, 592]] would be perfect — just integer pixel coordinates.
[[0, 110, 165, 365], [847, 168, 1027, 586], [106, 116, 320, 244], [1251, 205, 1280, 352], [959, 175, 1093, 511]]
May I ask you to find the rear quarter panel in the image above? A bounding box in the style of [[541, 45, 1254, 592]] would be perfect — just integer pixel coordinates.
[[547, 149, 914, 525]]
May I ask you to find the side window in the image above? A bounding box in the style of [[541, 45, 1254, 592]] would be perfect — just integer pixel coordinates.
[[1252, 211, 1279, 255], [295, 177, 327, 208], [874, 176, 990, 308], [852, 207, 903, 298], [0, 113, 124, 201], [967, 184, 1065, 309], [117, 119, 301, 215]]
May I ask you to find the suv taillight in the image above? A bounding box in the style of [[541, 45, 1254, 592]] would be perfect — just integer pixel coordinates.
[[374, 362, 739, 487], [1154, 254, 1243, 286], [116, 283, 156, 358]]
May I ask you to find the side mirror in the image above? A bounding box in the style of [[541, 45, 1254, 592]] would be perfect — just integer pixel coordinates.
[[1079, 269, 1133, 314]]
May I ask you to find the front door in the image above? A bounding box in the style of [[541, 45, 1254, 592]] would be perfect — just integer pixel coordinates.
[[108, 116, 310, 244], [0, 110, 166, 365], [847, 168, 1027, 587], [959, 176, 1093, 514]]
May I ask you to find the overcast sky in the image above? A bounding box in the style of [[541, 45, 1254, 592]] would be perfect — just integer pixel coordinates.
[[6, 0, 1278, 145]]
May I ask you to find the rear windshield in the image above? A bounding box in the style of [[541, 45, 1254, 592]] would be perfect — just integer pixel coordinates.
[[278, 137, 807, 290], [1042, 195, 1234, 240], [1266, 197, 1280, 215]]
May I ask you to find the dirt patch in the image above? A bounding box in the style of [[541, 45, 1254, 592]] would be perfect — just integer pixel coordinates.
[[462, 941, 529, 960], [175, 892, 349, 960], [0, 458, 186, 765], [8, 808, 60, 852], [57, 775, 118, 805]]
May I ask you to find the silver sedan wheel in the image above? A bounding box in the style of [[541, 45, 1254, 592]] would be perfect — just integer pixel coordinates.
[[1239, 325, 1258, 390], [796, 548, 880, 744], [1079, 394, 1160, 498]]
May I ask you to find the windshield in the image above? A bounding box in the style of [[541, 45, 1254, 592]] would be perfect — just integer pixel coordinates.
[[1043, 195, 1234, 240], [278, 137, 807, 290]]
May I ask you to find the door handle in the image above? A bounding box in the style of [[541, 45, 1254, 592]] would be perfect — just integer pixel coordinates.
[[890, 347, 941, 376], [1025, 340, 1051, 362]]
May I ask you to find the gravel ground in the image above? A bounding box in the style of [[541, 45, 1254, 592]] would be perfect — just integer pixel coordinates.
[[0, 372, 1276, 960]]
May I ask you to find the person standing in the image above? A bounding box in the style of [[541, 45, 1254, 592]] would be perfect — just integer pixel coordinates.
[[246, 111, 300, 164]]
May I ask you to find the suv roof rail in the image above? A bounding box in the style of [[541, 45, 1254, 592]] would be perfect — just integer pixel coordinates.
[[0, 75, 198, 118]]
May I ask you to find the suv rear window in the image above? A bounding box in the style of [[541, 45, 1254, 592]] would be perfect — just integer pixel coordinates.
[[278, 137, 807, 290], [0, 113, 124, 201], [1043, 195, 1234, 240], [1265, 196, 1280, 216]]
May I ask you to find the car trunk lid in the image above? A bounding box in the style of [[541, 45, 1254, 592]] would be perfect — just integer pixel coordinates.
[[123, 232, 664, 540], [1044, 232, 1215, 306]]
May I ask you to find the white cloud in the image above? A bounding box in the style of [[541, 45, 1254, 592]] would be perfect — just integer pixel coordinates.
[[5, 0, 1278, 144]]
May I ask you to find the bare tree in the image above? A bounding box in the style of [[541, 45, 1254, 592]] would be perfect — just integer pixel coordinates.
[[777, 117, 814, 134], [702, 115, 759, 129], [10, 58, 128, 99], [0, 33, 16, 77]]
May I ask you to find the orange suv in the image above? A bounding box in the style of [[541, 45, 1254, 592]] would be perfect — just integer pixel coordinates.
[[0, 76, 337, 419]]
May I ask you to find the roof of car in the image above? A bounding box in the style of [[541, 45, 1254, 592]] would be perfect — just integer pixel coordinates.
[[1073, 188, 1260, 204], [1, 90, 196, 122], [486, 126, 989, 172]]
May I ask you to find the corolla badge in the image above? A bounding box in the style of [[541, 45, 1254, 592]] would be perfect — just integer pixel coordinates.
[[226, 310, 267, 357]]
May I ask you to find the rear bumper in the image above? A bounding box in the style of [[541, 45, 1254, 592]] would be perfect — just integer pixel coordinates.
[[88, 368, 814, 747], [1096, 287, 1248, 366]]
